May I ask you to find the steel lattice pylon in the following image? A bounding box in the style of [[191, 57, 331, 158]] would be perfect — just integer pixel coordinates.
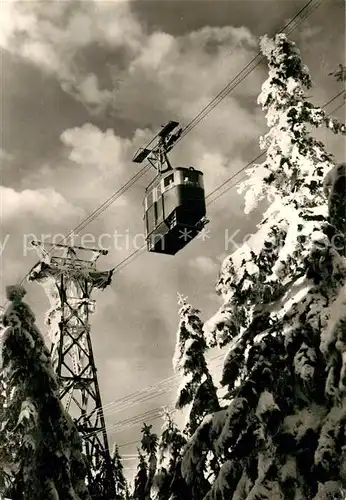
[[29, 241, 116, 500]]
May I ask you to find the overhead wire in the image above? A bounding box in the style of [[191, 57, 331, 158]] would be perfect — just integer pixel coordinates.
[[86, 360, 227, 442], [83, 347, 233, 441], [59, 355, 225, 442], [114, 356, 239, 452], [86, 406, 170, 441], [99, 354, 223, 414], [101, 374, 178, 412], [329, 100, 345, 116], [205, 152, 265, 202], [88, 352, 227, 421], [118, 439, 142, 450], [322, 89, 345, 109], [101, 376, 177, 413], [100, 359, 225, 420], [85, 335, 244, 443]]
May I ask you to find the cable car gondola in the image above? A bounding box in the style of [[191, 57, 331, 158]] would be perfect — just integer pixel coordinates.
[[133, 121, 207, 255]]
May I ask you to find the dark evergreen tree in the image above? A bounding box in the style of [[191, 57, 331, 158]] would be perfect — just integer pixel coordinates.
[[132, 450, 148, 500], [131, 423, 159, 500], [323, 162, 346, 244], [173, 294, 220, 499], [141, 423, 158, 500], [0, 365, 10, 495], [152, 411, 189, 500], [0, 285, 91, 500], [124, 481, 131, 500], [111, 443, 127, 499], [173, 294, 220, 437], [182, 33, 346, 499]]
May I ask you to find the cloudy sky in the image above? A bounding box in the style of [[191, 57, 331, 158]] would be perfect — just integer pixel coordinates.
[[1, 0, 345, 475]]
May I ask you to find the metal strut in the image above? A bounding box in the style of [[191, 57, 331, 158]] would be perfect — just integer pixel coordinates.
[[132, 120, 183, 174], [29, 241, 116, 500]]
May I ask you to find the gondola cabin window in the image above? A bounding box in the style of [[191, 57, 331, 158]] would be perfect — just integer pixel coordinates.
[[156, 183, 163, 222], [163, 173, 175, 190], [183, 169, 200, 186], [145, 190, 155, 235], [145, 190, 154, 210]]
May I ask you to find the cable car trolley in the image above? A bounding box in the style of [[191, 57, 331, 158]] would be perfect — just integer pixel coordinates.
[[133, 121, 208, 255]]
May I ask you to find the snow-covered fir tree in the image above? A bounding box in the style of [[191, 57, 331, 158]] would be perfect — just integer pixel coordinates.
[[131, 423, 159, 500], [0, 362, 10, 494], [141, 423, 158, 500], [132, 450, 148, 500], [0, 285, 91, 500], [181, 33, 346, 500], [124, 482, 131, 500], [323, 162, 346, 244], [173, 294, 220, 437], [111, 443, 128, 499], [173, 294, 220, 498], [152, 410, 189, 500]]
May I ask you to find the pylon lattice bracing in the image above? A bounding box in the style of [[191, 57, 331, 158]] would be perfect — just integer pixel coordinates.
[[29, 242, 116, 499]]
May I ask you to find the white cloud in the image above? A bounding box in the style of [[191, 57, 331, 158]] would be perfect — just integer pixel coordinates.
[[88, 0, 143, 51], [299, 25, 323, 43], [0, 186, 84, 224], [189, 256, 219, 275], [111, 24, 261, 124], [0, 0, 263, 130], [133, 32, 176, 71], [0, 0, 144, 112], [0, 148, 14, 162], [1, 0, 143, 55], [60, 123, 132, 172], [57, 123, 154, 213], [67, 74, 114, 110]]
